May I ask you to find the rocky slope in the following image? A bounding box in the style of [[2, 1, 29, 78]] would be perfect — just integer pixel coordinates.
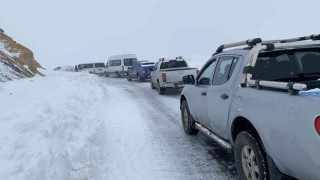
[[0, 28, 42, 82]]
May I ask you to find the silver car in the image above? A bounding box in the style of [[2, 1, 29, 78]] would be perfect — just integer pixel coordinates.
[[180, 35, 320, 180]]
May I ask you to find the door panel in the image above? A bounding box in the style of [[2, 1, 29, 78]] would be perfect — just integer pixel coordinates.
[[207, 56, 241, 135]]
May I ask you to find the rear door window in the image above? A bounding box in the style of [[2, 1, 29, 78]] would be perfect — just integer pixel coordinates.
[[254, 48, 320, 81], [95, 63, 105, 68], [160, 60, 187, 69]]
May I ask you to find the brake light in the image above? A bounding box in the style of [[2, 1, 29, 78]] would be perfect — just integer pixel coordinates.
[[315, 117, 320, 135], [162, 72, 166, 82], [196, 69, 200, 75]]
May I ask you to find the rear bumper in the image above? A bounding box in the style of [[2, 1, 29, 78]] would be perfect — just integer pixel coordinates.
[[163, 82, 184, 88]]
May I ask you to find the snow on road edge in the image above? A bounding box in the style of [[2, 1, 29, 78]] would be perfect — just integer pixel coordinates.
[[0, 71, 108, 180]]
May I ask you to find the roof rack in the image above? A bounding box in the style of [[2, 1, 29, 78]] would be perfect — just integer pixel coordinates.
[[214, 34, 320, 55], [262, 34, 320, 44], [214, 38, 262, 54]]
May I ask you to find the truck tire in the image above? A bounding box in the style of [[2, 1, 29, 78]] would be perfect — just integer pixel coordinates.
[[181, 101, 199, 135], [105, 72, 109, 77], [127, 75, 132, 81], [157, 82, 165, 95], [235, 131, 268, 180], [137, 74, 142, 82], [151, 81, 156, 89]]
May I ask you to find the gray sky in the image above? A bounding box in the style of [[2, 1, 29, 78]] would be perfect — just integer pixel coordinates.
[[1, 0, 319, 69]]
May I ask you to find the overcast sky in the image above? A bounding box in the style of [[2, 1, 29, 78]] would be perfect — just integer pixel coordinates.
[[1, 0, 319, 68]]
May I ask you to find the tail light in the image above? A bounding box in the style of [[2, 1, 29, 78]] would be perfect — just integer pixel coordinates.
[[162, 72, 166, 82], [196, 69, 200, 75], [141, 68, 146, 74], [315, 117, 320, 135]]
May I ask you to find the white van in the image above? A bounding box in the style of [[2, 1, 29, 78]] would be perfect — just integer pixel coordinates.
[[78, 62, 106, 75], [105, 54, 137, 77]]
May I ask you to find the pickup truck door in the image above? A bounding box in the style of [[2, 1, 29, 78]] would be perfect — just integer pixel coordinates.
[[189, 59, 216, 128], [206, 56, 240, 135]]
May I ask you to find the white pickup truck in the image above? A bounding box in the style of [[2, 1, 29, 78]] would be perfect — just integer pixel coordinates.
[[150, 57, 198, 95]]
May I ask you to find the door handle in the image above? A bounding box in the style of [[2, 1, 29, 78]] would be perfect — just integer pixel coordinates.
[[201, 92, 207, 96], [220, 94, 229, 100]]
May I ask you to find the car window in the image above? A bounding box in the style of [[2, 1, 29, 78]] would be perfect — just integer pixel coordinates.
[[212, 56, 239, 86], [160, 60, 187, 69], [110, 60, 121, 66], [124, 58, 137, 66], [95, 63, 105, 68], [197, 59, 216, 85], [253, 49, 320, 81]]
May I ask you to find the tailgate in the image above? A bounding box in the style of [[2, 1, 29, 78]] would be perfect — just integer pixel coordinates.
[[163, 68, 197, 83]]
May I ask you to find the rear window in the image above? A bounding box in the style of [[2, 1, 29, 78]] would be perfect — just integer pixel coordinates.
[[124, 58, 137, 66], [141, 62, 155, 66], [95, 63, 105, 68], [252, 48, 320, 82], [160, 60, 187, 69]]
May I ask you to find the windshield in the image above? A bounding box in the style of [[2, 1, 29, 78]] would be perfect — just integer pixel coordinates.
[[253, 48, 320, 82], [124, 58, 137, 66], [160, 60, 187, 69], [95, 63, 105, 68]]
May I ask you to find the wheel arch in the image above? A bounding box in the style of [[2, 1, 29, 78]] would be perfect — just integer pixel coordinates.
[[231, 116, 265, 153]]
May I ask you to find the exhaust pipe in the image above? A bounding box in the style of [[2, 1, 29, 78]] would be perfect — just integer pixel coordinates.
[[195, 122, 232, 150]]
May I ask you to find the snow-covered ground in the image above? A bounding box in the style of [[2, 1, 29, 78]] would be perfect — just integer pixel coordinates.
[[0, 71, 108, 179], [0, 70, 236, 180]]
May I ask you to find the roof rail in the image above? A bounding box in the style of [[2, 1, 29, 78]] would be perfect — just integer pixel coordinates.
[[214, 38, 262, 54], [214, 34, 320, 56], [262, 34, 320, 44], [159, 58, 165, 61]]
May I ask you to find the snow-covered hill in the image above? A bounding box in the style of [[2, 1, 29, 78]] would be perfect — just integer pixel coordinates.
[[0, 29, 42, 82]]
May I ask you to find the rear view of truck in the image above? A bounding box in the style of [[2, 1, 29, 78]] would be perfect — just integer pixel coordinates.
[[151, 57, 199, 94]]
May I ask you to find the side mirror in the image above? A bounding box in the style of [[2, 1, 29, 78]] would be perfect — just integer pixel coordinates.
[[183, 75, 195, 85]]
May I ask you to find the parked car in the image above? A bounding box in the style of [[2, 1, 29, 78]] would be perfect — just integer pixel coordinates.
[[180, 35, 320, 180], [105, 54, 137, 77], [78, 62, 106, 75], [127, 61, 155, 81], [53, 66, 75, 72], [150, 57, 199, 95]]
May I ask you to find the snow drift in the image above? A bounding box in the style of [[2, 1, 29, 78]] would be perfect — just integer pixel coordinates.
[[0, 71, 107, 179]]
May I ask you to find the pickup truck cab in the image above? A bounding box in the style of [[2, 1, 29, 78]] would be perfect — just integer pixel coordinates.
[[180, 35, 320, 180], [127, 61, 155, 81], [150, 57, 198, 95]]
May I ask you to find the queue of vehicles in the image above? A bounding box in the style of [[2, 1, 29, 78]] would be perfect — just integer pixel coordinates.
[[69, 34, 320, 180]]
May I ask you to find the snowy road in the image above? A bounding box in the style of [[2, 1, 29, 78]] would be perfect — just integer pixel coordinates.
[[102, 77, 237, 180], [0, 71, 237, 180]]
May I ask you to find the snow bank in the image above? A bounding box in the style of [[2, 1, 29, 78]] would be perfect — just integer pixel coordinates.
[[0, 71, 108, 179]]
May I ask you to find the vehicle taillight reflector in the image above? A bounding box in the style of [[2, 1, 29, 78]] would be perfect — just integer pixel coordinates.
[[162, 72, 166, 82], [196, 69, 200, 75], [315, 117, 320, 135]]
